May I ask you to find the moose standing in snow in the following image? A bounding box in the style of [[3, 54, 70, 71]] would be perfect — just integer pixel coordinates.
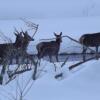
[[79, 32, 100, 61], [36, 32, 62, 62]]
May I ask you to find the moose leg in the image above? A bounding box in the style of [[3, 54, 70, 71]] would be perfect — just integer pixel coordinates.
[[0, 60, 7, 84], [56, 54, 59, 62], [96, 46, 99, 60], [82, 46, 87, 61], [37, 52, 40, 59], [16, 55, 19, 64], [49, 55, 52, 62], [37, 52, 42, 66], [37, 51, 43, 60]]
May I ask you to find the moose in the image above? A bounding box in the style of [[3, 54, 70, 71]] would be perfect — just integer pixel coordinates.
[[0, 32, 23, 64], [36, 32, 62, 62], [18, 30, 34, 63], [0, 30, 34, 81], [0, 30, 34, 64], [79, 32, 100, 61]]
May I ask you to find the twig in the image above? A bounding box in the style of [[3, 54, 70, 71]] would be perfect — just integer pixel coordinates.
[[0, 30, 12, 43], [20, 18, 39, 38], [62, 35, 95, 53], [69, 56, 99, 70], [9, 68, 32, 78], [23, 81, 34, 97], [40, 35, 95, 53], [1, 87, 16, 100], [22, 77, 32, 94], [61, 56, 69, 68], [55, 73, 63, 79]]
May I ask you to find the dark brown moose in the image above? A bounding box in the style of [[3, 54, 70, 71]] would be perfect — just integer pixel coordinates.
[[79, 32, 100, 61], [0, 32, 23, 63], [36, 32, 62, 62], [0, 30, 34, 84], [19, 30, 34, 63]]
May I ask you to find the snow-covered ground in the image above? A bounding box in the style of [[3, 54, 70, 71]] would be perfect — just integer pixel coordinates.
[[0, 16, 100, 100]]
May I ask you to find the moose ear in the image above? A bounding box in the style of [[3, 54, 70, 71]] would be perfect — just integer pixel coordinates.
[[54, 32, 57, 36], [21, 28, 24, 33], [14, 33, 18, 36], [20, 32, 22, 36], [60, 32, 62, 36], [23, 32, 25, 36], [25, 31, 28, 34]]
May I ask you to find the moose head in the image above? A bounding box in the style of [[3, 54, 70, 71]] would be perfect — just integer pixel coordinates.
[[54, 32, 62, 43]]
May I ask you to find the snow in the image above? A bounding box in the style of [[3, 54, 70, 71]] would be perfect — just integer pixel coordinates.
[[25, 60, 100, 100], [0, 0, 100, 100]]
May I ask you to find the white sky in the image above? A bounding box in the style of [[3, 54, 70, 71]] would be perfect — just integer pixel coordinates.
[[0, 0, 99, 19]]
